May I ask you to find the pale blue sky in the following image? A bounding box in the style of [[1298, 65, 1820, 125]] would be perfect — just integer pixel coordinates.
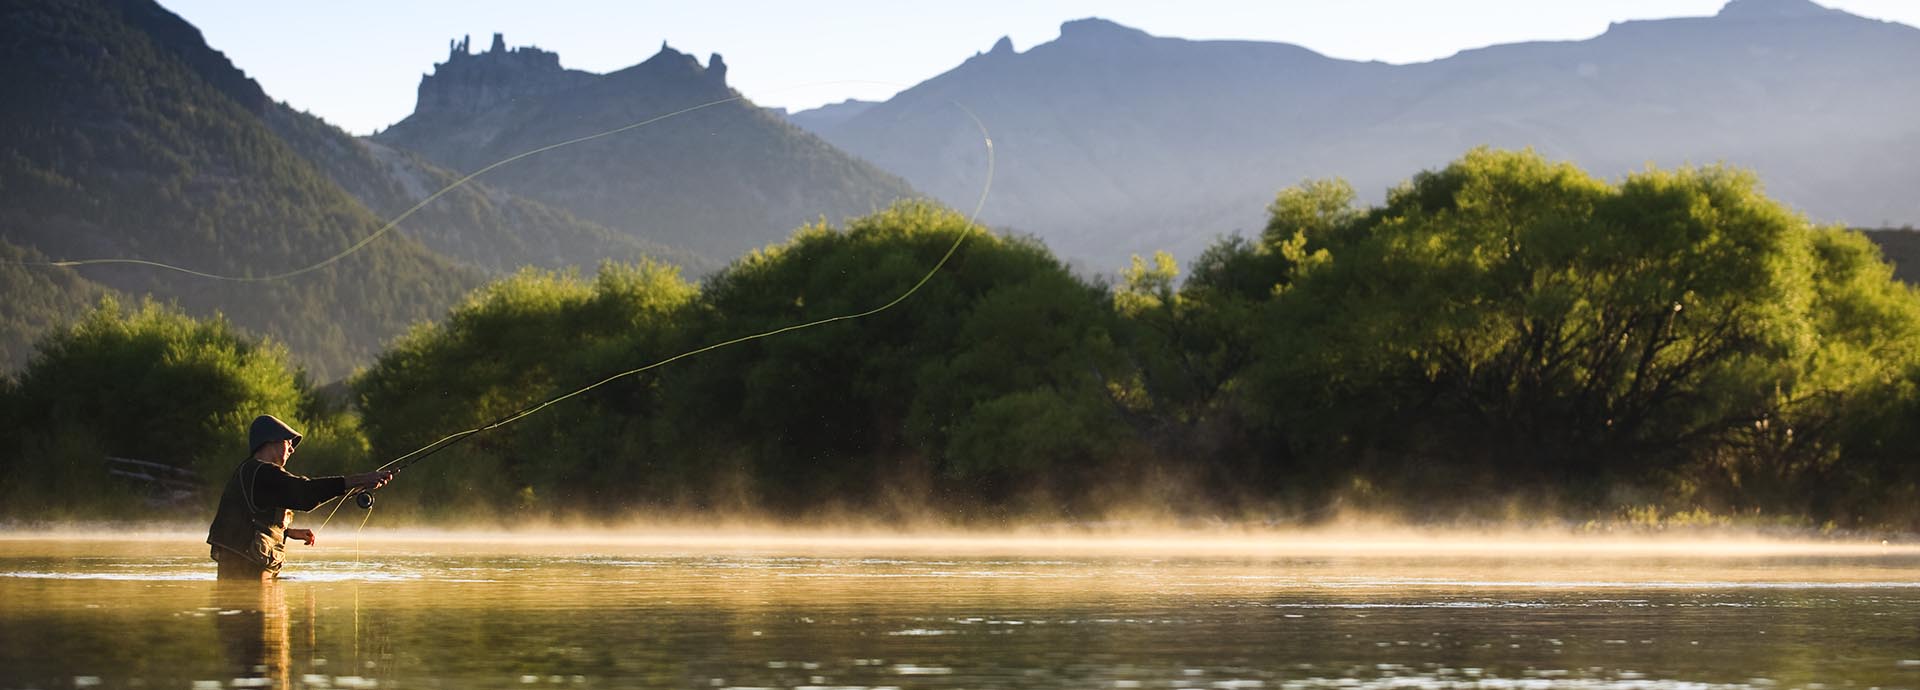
[[158, 1, 1920, 135]]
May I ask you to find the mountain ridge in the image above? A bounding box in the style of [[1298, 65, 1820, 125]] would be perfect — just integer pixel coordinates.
[[797, 3, 1920, 270]]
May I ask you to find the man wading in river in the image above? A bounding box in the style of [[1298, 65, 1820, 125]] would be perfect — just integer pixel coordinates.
[[207, 415, 393, 581]]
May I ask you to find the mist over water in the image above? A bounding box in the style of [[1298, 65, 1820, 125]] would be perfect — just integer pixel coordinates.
[[3, 530, 1918, 689]]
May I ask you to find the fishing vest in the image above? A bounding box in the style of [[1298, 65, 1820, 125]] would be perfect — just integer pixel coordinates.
[[206, 459, 294, 573]]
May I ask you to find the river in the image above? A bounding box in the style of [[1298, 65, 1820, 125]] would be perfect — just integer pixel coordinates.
[[2, 531, 1917, 689]]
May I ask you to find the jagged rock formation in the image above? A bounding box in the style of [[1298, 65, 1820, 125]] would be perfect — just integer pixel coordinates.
[[375, 39, 916, 262], [795, 2, 1920, 271], [414, 34, 595, 118]]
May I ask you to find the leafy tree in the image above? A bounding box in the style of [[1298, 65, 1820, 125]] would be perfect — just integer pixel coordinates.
[[1110, 251, 1282, 501], [1732, 228, 1920, 525], [1262, 178, 1364, 258], [1105, 182, 1362, 507], [658, 201, 1132, 515], [1240, 148, 1920, 518], [1, 297, 311, 516], [353, 260, 697, 516]]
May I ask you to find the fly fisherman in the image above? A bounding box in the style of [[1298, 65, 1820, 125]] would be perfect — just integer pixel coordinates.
[[207, 415, 393, 581]]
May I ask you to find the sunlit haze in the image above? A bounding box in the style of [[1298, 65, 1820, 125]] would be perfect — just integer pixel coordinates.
[[157, 0, 1920, 135]]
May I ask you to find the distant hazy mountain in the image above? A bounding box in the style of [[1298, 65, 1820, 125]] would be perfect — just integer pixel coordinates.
[[1863, 227, 1920, 284], [796, 0, 1920, 271], [373, 38, 919, 262]]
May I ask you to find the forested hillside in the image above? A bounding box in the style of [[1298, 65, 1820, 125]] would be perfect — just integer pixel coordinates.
[[0, 0, 481, 378], [0, 241, 117, 371], [0, 0, 719, 379]]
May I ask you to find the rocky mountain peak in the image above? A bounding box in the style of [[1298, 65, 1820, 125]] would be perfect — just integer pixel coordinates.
[[414, 33, 592, 118], [607, 43, 729, 91]]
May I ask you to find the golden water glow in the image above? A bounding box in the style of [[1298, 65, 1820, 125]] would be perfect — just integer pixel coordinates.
[[6, 526, 1920, 688], [4, 523, 1913, 558]]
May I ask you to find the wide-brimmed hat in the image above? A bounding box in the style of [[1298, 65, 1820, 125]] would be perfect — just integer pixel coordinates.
[[248, 415, 304, 454]]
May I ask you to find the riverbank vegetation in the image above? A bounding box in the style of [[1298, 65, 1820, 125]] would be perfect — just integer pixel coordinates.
[[4, 150, 1918, 530]]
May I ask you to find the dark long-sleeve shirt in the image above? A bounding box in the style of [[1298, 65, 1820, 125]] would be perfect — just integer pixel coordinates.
[[248, 462, 347, 512]]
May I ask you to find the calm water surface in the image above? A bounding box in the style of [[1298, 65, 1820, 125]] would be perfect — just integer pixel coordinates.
[[2, 532, 1918, 689]]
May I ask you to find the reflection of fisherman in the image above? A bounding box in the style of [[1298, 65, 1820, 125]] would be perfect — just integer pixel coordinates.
[[214, 578, 290, 687], [207, 415, 392, 580]]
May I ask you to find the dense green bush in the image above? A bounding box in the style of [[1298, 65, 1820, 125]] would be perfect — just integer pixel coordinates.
[[659, 202, 1130, 515], [1169, 149, 1920, 524], [0, 297, 327, 518], [353, 260, 698, 517]]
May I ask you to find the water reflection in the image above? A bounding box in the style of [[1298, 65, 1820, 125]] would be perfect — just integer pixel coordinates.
[[212, 580, 289, 688], [2, 535, 1919, 689]]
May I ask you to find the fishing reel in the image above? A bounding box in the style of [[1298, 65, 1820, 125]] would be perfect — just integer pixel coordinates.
[[354, 491, 376, 510]]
